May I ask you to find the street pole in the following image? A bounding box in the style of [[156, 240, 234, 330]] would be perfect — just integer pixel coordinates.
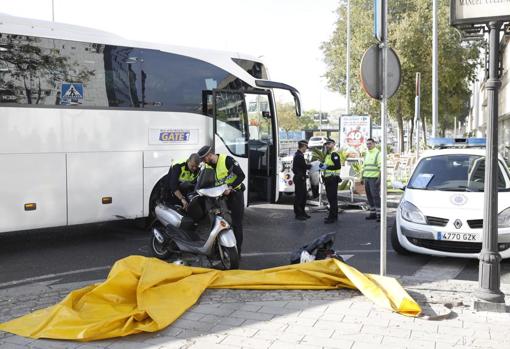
[[415, 72, 421, 159], [475, 21, 505, 305], [346, 0, 351, 116], [51, 0, 55, 22], [432, 0, 438, 138], [380, 0, 388, 276]]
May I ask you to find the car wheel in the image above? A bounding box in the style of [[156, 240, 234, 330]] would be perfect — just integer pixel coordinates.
[[391, 221, 411, 255]]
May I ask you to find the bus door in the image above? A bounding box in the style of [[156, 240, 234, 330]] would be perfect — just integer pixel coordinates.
[[244, 92, 276, 204], [211, 90, 250, 199]]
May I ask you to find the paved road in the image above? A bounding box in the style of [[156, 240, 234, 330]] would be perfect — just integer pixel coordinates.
[[1, 198, 509, 289]]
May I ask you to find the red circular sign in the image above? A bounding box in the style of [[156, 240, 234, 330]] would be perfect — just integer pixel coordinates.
[[346, 130, 364, 147]]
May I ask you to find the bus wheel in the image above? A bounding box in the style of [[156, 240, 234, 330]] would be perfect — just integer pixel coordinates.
[[138, 177, 166, 229]]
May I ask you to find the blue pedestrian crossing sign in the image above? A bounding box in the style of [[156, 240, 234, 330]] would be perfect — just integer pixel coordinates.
[[61, 83, 84, 105]]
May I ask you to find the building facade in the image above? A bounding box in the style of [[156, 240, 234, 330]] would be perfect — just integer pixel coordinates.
[[467, 35, 510, 162]]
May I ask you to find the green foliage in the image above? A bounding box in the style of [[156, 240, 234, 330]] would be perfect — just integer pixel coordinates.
[[321, 0, 480, 147], [277, 104, 319, 131], [351, 162, 363, 179], [277, 102, 299, 133], [311, 148, 326, 162]]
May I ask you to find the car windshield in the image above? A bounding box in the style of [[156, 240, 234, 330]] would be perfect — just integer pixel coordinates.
[[407, 154, 510, 192]]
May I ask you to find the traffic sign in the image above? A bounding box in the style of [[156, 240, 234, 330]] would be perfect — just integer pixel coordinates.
[[360, 44, 401, 100], [346, 129, 365, 147]]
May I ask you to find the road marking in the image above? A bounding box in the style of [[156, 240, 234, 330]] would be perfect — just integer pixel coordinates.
[[0, 250, 386, 289], [0, 265, 111, 289], [241, 251, 354, 261], [412, 259, 467, 281]]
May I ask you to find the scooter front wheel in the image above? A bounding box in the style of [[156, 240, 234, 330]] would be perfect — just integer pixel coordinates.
[[151, 235, 172, 259], [219, 245, 240, 270]]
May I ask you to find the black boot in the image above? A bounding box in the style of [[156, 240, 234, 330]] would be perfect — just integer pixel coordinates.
[[365, 212, 377, 220]]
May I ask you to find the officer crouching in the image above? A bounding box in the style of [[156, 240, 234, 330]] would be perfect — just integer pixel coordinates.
[[166, 154, 200, 210]]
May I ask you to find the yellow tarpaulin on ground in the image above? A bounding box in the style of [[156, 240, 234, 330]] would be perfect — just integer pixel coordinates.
[[0, 256, 421, 341]]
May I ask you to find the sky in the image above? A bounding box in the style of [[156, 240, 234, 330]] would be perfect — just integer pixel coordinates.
[[0, 0, 345, 113]]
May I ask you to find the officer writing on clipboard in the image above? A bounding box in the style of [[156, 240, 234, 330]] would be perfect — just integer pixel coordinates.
[[319, 138, 341, 224]]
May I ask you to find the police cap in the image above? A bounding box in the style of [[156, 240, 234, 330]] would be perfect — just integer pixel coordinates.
[[197, 145, 213, 159], [297, 140, 308, 148]]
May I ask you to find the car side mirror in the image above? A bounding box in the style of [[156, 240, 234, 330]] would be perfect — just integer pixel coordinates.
[[392, 181, 406, 191]]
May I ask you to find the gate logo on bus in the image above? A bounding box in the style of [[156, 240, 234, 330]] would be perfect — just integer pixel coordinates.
[[159, 130, 190, 142], [149, 128, 198, 145]]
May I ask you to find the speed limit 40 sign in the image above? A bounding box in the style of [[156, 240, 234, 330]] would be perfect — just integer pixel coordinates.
[[346, 129, 364, 147]]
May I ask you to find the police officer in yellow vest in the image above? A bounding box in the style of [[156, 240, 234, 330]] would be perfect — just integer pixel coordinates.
[[362, 138, 382, 222], [197, 145, 246, 254], [167, 154, 200, 210], [319, 138, 341, 224]]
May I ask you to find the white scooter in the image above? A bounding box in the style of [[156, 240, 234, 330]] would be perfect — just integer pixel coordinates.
[[150, 169, 239, 269]]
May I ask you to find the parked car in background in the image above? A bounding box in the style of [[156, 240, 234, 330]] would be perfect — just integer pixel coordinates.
[[308, 136, 327, 148], [392, 138, 510, 259]]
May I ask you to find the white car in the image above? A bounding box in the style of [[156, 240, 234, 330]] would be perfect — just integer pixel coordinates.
[[308, 136, 328, 148], [277, 155, 313, 199], [279, 156, 296, 194], [392, 146, 510, 259]]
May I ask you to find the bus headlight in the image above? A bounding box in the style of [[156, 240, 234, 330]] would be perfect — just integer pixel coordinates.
[[498, 207, 510, 228], [400, 200, 427, 224]]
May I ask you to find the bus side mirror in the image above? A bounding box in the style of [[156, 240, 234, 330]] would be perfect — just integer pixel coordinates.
[[291, 91, 302, 117], [262, 111, 271, 119]]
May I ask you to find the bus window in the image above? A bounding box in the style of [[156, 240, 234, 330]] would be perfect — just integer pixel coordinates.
[[0, 34, 104, 106], [246, 93, 272, 143], [214, 90, 249, 157]]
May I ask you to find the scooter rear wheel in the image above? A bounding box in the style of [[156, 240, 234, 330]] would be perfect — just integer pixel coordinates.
[[219, 246, 240, 270]]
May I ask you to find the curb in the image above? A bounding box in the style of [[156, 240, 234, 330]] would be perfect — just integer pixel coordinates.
[[337, 193, 400, 208]]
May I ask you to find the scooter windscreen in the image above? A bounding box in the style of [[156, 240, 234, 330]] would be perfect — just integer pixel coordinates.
[[195, 167, 228, 198], [197, 184, 228, 198]]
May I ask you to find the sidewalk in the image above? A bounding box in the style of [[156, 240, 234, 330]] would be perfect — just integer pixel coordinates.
[[1, 275, 509, 349]]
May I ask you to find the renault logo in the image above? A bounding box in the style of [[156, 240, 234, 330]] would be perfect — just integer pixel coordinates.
[[454, 219, 463, 229]]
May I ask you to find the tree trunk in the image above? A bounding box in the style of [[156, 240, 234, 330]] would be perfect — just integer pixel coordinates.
[[409, 119, 415, 152], [23, 78, 32, 104], [396, 101, 404, 153], [35, 79, 42, 104], [422, 115, 427, 145]]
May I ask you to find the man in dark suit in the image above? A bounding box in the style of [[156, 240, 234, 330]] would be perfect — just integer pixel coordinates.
[[292, 140, 311, 221]]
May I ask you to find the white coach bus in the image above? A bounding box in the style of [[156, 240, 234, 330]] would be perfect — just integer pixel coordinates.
[[0, 14, 301, 233]]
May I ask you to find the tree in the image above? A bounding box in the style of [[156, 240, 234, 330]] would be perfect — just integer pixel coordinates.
[[0, 35, 96, 104], [277, 102, 300, 138], [322, 0, 479, 151]]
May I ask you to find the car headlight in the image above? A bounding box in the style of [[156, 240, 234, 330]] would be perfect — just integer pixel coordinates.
[[400, 200, 427, 224], [498, 207, 510, 228]]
